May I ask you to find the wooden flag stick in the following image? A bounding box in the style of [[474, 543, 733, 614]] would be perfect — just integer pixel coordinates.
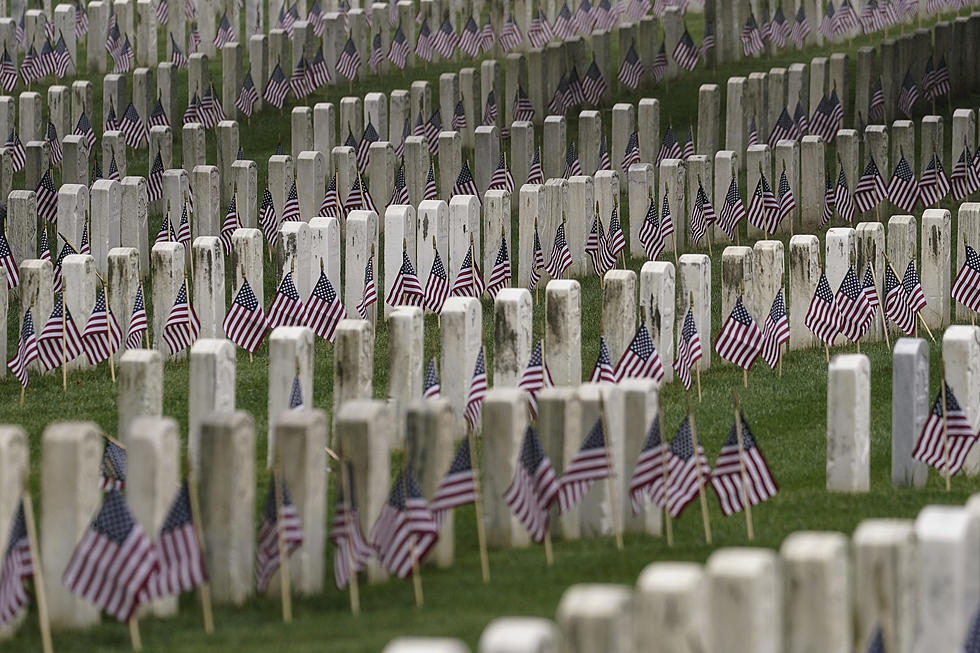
[[687, 396, 712, 544], [129, 616, 142, 651], [657, 409, 674, 547], [187, 471, 215, 634], [689, 292, 702, 402], [940, 366, 952, 492], [666, 182, 678, 264], [339, 460, 361, 615], [104, 284, 117, 382], [273, 467, 293, 623], [61, 296, 68, 391], [599, 394, 624, 551], [733, 392, 755, 540], [883, 254, 935, 342], [466, 428, 491, 583], [22, 491, 53, 653], [864, 256, 890, 351]]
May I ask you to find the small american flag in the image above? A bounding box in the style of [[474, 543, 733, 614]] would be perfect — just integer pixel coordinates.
[[429, 438, 477, 525], [81, 289, 122, 365], [163, 281, 200, 356], [125, 286, 148, 350], [529, 224, 544, 291], [768, 108, 795, 145], [388, 249, 425, 308], [368, 32, 383, 73], [153, 212, 172, 246], [809, 91, 844, 143], [459, 16, 481, 57], [489, 152, 515, 193], [20, 47, 38, 86], [528, 10, 553, 48], [518, 340, 553, 419], [423, 162, 438, 200], [183, 93, 200, 125], [618, 43, 643, 90], [235, 71, 259, 117], [119, 102, 147, 148], [371, 468, 439, 579], [834, 267, 875, 342], [479, 15, 495, 52], [793, 101, 809, 140], [689, 183, 715, 247], [545, 222, 573, 280], [622, 131, 641, 171], [423, 249, 450, 313], [595, 134, 611, 172], [218, 196, 239, 254], [883, 264, 915, 335], [433, 17, 459, 59], [747, 171, 778, 232], [952, 245, 980, 313], [63, 490, 158, 621], [715, 296, 763, 369], [486, 235, 512, 299], [821, 174, 835, 228], [548, 75, 571, 116], [354, 256, 377, 319], [45, 121, 62, 166], [416, 20, 434, 62], [213, 13, 235, 48], [615, 324, 665, 383], [155, 0, 168, 23], [639, 197, 664, 259], [259, 187, 282, 247], [869, 77, 885, 122], [919, 153, 950, 207], [4, 131, 25, 173], [74, 111, 96, 150], [657, 124, 683, 164], [176, 203, 191, 248], [759, 290, 790, 369], [527, 148, 544, 184], [912, 382, 978, 477], [282, 181, 300, 222], [585, 213, 617, 276], [289, 56, 313, 100], [464, 348, 488, 430], [898, 69, 918, 118], [834, 165, 855, 223], [951, 146, 977, 201], [805, 272, 841, 344], [718, 176, 746, 241], [928, 55, 950, 100], [901, 259, 927, 314], [702, 19, 716, 53], [513, 86, 535, 123], [582, 58, 607, 106], [289, 375, 305, 410], [651, 42, 668, 83], [264, 63, 289, 110], [673, 307, 703, 391], [854, 156, 887, 213], [331, 464, 374, 590], [742, 13, 765, 55], [7, 309, 38, 387], [52, 241, 78, 294], [319, 176, 343, 220], [0, 501, 32, 627], [558, 418, 609, 514], [305, 270, 346, 343], [768, 5, 790, 47], [498, 14, 522, 52], [482, 90, 499, 127], [504, 427, 559, 543], [589, 336, 617, 384], [310, 47, 331, 89], [663, 417, 711, 518], [0, 227, 18, 289], [0, 47, 15, 93], [255, 477, 304, 592], [170, 33, 188, 69], [35, 169, 58, 223], [148, 99, 169, 129], [563, 142, 584, 179], [141, 481, 207, 600], [607, 207, 626, 258], [388, 26, 409, 69], [709, 414, 778, 516], [424, 110, 441, 154], [223, 279, 268, 353], [199, 84, 225, 128], [422, 357, 441, 399], [567, 67, 586, 107], [553, 3, 575, 39], [37, 294, 84, 371], [629, 417, 670, 514], [673, 29, 700, 71], [450, 242, 485, 298], [452, 160, 480, 199]]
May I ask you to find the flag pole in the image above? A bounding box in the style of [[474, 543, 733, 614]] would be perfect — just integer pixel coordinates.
[[466, 427, 491, 583], [22, 490, 53, 653], [403, 467, 424, 608], [272, 466, 293, 623], [186, 467, 215, 634], [686, 395, 712, 544], [884, 254, 935, 342], [666, 181, 678, 264], [690, 291, 702, 402], [599, 393, 624, 551], [104, 284, 116, 382], [61, 293, 68, 391], [733, 391, 754, 540], [940, 366, 952, 492], [128, 616, 142, 651], [339, 458, 361, 615], [865, 246, 890, 351], [370, 243, 377, 332], [657, 409, 673, 547]]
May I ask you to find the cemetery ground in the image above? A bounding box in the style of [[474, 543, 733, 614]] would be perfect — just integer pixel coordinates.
[[5, 9, 980, 652]]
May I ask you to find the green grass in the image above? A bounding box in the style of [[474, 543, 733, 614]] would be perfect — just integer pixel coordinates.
[[4, 7, 980, 652]]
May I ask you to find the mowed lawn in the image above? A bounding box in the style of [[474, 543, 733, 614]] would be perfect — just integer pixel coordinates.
[[4, 8, 980, 652]]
